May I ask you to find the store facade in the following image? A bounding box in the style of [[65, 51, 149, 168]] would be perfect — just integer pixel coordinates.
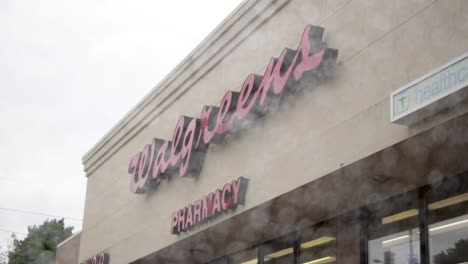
[[79, 0, 468, 263]]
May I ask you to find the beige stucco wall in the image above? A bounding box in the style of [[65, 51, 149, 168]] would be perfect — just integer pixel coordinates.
[[79, 0, 468, 263], [56, 233, 81, 264]]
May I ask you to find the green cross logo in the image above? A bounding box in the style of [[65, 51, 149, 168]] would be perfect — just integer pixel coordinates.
[[395, 93, 409, 114], [399, 96, 407, 109]]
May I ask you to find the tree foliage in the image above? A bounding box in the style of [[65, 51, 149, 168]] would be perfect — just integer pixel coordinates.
[[433, 238, 468, 264], [6, 219, 73, 264]]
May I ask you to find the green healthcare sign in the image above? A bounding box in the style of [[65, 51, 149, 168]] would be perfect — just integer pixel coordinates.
[[391, 53, 468, 125]]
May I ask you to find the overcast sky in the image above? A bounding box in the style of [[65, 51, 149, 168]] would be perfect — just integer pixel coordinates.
[[0, 0, 243, 253]]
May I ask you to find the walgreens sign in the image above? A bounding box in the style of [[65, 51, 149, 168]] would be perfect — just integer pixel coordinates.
[[128, 25, 338, 194]]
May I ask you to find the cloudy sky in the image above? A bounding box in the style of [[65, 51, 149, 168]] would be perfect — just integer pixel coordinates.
[[0, 0, 243, 253]]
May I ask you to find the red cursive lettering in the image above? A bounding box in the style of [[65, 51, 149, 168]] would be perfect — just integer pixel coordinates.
[[129, 25, 337, 194]]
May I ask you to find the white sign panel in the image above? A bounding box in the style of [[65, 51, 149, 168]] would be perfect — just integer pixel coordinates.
[[391, 53, 468, 125]]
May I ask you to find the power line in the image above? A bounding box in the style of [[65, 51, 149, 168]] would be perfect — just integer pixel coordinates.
[[0, 207, 82, 222], [0, 229, 26, 236]]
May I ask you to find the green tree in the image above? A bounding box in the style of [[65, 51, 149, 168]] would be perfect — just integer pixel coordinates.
[[433, 238, 468, 264], [7, 219, 73, 264]]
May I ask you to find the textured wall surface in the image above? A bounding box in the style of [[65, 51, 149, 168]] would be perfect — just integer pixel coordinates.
[[56, 233, 80, 264]]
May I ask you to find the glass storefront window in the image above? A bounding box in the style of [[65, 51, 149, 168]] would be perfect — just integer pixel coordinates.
[[207, 174, 468, 264], [369, 227, 420, 264], [261, 235, 295, 264], [427, 175, 468, 264], [300, 221, 337, 264], [429, 214, 468, 264], [367, 191, 421, 264]]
